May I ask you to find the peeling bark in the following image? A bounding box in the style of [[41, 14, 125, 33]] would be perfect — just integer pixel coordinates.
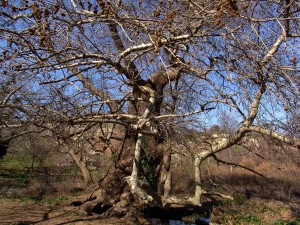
[[193, 157, 202, 206]]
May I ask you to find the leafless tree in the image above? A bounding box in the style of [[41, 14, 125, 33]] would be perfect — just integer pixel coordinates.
[[1, 0, 299, 215]]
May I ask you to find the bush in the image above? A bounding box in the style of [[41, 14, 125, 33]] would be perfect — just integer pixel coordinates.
[[235, 213, 262, 225]]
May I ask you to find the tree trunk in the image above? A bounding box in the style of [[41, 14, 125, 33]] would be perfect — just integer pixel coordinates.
[[157, 144, 172, 196], [78, 84, 167, 215], [66, 145, 94, 187]]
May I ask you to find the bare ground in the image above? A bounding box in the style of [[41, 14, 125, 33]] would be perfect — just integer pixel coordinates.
[[1, 196, 299, 225], [0, 198, 137, 225]]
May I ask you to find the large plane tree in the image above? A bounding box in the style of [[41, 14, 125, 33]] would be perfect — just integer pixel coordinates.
[[1, 0, 299, 215]]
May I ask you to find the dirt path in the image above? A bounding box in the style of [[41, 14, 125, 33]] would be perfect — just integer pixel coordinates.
[[0, 199, 134, 225]]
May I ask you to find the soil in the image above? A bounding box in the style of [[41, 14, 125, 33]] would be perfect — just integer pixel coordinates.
[[0, 198, 137, 225], [1, 197, 299, 225]]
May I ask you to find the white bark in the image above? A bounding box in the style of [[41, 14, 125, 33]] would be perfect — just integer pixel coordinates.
[[164, 172, 171, 198], [193, 156, 202, 205], [248, 126, 300, 148], [131, 133, 143, 181], [125, 85, 160, 203]]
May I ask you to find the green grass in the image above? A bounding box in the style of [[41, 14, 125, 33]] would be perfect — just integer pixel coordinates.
[[38, 196, 70, 205], [219, 210, 263, 225], [0, 165, 29, 188], [90, 170, 101, 180], [1, 155, 75, 190], [234, 194, 247, 205], [273, 218, 300, 225], [64, 165, 81, 175], [0, 155, 42, 188], [0, 155, 38, 170], [212, 193, 300, 225], [235, 213, 262, 225]]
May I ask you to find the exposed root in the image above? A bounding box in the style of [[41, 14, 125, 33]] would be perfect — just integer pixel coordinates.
[[202, 190, 234, 200], [125, 176, 162, 206], [75, 188, 107, 215]]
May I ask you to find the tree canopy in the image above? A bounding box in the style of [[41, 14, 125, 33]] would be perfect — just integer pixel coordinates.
[[1, 0, 299, 210]]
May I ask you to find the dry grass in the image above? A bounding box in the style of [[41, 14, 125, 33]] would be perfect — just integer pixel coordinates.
[[169, 147, 300, 224]]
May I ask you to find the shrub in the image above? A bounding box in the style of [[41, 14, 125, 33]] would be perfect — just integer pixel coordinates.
[[235, 213, 262, 225]]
